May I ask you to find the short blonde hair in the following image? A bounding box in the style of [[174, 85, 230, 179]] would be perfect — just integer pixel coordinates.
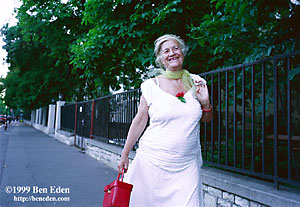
[[154, 34, 188, 69]]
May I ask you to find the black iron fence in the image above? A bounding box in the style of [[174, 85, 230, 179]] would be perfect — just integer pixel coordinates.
[[60, 51, 300, 188], [61, 103, 75, 132], [61, 89, 141, 148], [200, 51, 300, 188], [93, 89, 141, 146]]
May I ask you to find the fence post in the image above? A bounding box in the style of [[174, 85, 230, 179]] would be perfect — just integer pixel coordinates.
[[35, 109, 39, 124], [90, 100, 95, 139], [55, 101, 65, 131], [47, 104, 56, 134]]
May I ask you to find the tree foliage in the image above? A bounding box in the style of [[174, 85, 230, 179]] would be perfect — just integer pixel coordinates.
[[189, 0, 300, 69], [1, 0, 88, 109], [1, 0, 299, 110]]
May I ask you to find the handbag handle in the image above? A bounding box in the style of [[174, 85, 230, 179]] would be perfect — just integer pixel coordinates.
[[117, 168, 125, 181]]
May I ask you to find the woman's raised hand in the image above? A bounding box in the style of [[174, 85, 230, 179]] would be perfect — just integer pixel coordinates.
[[195, 80, 210, 107]]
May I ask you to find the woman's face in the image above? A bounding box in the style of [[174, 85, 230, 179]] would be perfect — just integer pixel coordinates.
[[160, 39, 184, 71]]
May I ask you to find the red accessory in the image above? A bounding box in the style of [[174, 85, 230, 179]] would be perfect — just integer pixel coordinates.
[[176, 92, 186, 103], [201, 104, 212, 112], [103, 170, 133, 207]]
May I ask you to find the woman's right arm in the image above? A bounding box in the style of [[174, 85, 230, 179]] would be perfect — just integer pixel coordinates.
[[117, 95, 149, 173]]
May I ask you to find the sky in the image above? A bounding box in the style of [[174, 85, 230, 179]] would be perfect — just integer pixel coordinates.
[[0, 0, 21, 78]]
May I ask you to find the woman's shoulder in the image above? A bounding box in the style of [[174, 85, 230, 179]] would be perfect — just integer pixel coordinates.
[[141, 78, 155, 91], [142, 76, 163, 86], [142, 78, 155, 86], [140, 78, 157, 104]]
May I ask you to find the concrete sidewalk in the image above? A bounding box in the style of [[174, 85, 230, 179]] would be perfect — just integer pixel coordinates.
[[0, 122, 117, 207]]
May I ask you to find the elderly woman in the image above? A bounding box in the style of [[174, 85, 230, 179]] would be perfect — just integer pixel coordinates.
[[118, 34, 212, 207]]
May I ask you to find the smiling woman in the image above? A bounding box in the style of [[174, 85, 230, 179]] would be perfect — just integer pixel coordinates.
[[160, 39, 184, 71], [154, 34, 188, 70], [117, 34, 213, 207]]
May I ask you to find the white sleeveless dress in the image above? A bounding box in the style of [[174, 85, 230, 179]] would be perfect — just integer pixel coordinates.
[[124, 75, 204, 207]]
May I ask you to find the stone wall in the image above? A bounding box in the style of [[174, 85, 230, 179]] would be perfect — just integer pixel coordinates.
[[85, 139, 135, 170], [54, 129, 74, 146], [202, 184, 267, 207]]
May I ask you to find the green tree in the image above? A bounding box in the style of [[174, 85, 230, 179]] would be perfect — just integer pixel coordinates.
[[1, 0, 88, 110], [1, 0, 299, 110], [0, 79, 6, 115], [189, 0, 300, 69]]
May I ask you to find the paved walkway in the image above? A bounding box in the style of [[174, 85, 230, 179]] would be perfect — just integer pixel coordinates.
[[0, 122, 116, 207]]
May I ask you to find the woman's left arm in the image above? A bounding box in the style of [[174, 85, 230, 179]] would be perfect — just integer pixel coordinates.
[[195, 81, 213, 122]]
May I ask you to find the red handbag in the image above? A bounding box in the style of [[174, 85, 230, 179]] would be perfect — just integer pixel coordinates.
[[103, 170, 133, 207]]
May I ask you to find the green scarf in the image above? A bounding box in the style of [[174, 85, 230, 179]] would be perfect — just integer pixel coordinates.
[[159, 69, 195, 92]]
